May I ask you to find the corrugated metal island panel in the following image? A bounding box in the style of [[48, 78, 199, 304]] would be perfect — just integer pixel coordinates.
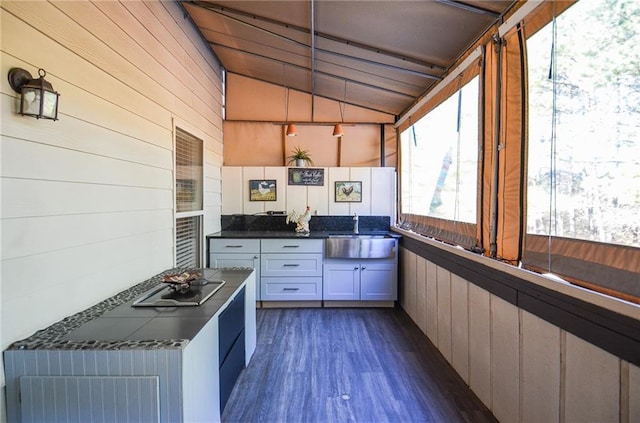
[[19, 375, 160, 423]]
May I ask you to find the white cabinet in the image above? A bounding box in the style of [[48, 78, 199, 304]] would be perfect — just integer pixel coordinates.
[[209, 239, 261, 300], [261, 239, 323, 301], [360, 262, 396, 300], [323, 260, 397, 301]]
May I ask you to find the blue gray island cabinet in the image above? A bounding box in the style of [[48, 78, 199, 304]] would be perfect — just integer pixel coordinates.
[[3, 268, 256, 423]]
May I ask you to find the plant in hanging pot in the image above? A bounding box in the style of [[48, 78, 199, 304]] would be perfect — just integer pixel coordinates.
[[286, 146, 314, 167]]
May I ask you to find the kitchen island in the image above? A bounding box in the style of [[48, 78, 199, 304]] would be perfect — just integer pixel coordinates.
[[3, 267, 256, 423]]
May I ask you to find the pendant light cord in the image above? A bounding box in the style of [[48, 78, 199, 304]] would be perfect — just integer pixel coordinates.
[[341, 79, 347, 123], [548, 4, 558, 273]]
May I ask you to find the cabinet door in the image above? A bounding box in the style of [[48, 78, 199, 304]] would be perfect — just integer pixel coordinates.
[[360, 262, 396, 301], [211, 254, 260, 300], [323, 261, 360, 300]]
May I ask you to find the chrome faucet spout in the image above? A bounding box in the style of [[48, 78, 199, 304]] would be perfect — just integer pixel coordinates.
[[353, 213, 359, 234]]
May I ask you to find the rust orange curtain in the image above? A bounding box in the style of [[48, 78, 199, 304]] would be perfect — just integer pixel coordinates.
[[480, 25, 527, 264]]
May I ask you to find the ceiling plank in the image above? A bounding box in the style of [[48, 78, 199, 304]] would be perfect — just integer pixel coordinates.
[[185, 0, 446, 71]]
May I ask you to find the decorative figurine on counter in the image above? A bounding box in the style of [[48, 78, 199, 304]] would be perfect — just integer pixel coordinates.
[[286, 205, 312, 234]]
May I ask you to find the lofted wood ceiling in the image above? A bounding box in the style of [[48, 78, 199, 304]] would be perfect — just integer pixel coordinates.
[[180, 0, 515, 119]]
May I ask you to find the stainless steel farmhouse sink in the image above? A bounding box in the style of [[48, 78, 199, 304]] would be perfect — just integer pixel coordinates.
[[325, 234, 397, 259]]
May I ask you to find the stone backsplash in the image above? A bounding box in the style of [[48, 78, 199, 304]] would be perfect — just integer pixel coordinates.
[[221, 214, 391, 233]]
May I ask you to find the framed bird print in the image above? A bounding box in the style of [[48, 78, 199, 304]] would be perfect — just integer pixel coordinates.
[[335, 181, 362, 202], [249, 180, 277, 201]]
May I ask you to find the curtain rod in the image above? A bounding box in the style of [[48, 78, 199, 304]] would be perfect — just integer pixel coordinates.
[[498, 0, 542, 37]]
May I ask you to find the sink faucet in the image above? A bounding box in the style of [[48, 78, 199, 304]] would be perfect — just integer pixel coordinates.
[[353, 213, 359, 234]]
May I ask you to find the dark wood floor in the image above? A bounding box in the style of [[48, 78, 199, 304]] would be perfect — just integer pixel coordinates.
[[222, 307, 497, 423]]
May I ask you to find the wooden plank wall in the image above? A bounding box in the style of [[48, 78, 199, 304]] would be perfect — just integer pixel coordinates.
[[400, 246, 640, 423], [221, 166, 396, 220], [0, 0, 223, 415]]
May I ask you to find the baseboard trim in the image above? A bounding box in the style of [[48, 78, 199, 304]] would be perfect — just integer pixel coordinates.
[[261, 301, 322, 308], [323, 300, 395, 308]]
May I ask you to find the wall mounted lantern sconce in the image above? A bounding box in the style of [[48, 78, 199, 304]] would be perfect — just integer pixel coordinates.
[[8, 67, 60, 121]]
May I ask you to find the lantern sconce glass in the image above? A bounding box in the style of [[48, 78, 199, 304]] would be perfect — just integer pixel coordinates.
[[8, 67, 60, 121]]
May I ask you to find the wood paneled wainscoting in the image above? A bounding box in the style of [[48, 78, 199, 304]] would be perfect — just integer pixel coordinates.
[[397, 229, 640, 423]]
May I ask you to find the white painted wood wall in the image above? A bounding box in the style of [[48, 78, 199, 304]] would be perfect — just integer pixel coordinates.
[[0, 1, 223, 418], [399, 241, 640, 423], [222, 166, 396, 219]]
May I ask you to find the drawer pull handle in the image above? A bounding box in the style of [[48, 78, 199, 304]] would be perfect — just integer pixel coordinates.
[[225, 245, 243, 248], [283, 245, 300, 248], [283, 264, 300, 267], [354, 267, 359, 270], [283, 288, 300, 291]]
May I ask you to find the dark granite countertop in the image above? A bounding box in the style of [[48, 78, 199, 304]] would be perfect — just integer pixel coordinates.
[[206, 230, 401, 239], [8, 267, 253, 351]]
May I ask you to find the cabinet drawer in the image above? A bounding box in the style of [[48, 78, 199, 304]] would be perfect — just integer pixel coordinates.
[[261, 277, 322, 300], [209, 238, 260, 253], [261, 254, 323, 276], [210, 254, 259, 270], [260, 238, 323, 253]]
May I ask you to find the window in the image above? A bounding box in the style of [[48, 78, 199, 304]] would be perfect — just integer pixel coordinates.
[[401, 77, 479, 223], [176, 216, 201, 268], [399, 75, 480, 249], [175, 127, 204, 268], [524, 0, 640, 300], [527, 0, 640, 247]]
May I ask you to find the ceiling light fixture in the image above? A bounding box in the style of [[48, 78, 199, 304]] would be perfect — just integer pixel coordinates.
[[286, 121, 298, 137], [333, 80, 346, 137], [8, 67, 60, 120]]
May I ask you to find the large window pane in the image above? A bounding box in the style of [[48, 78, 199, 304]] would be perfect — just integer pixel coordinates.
[[175, 127, 204, 267], [527, 0, 640, 248], [176, 128, 203, 213], [401, 76, 479, 223]]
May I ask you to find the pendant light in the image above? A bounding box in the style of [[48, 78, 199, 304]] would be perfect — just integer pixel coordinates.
[[333, 80, 346, 137], [283, 64, 297, 136]]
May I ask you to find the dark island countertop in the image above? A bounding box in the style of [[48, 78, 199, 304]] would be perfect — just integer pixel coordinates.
[[8, 267, 253, 351]]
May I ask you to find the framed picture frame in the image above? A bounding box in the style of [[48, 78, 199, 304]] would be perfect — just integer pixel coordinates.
[[249, 179, 277, 201], [288, 168, 325, 186], [335, 181, 362, 202]]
